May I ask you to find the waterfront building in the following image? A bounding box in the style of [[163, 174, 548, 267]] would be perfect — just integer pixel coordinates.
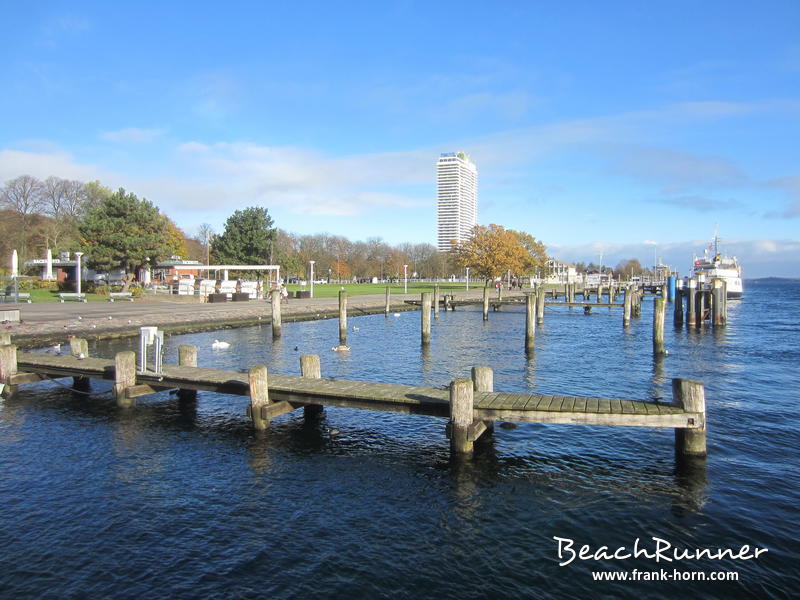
[[437, 152, 478, 251]]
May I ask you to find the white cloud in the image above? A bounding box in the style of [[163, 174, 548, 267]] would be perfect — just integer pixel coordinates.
[[0, 149, 105, 182], [99, 128, 165, 143]]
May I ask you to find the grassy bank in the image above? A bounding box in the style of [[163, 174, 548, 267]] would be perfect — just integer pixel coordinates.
[[284, 282, 476, 298]]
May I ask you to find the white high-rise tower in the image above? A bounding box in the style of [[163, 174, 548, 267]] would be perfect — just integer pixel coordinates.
[[437, 151, 478, 252]]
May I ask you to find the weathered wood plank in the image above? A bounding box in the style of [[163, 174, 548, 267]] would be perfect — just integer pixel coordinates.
[[572, 397, 587, 412], [597, 398, 612, 414], [585, 397, 599, 413], [609, 398, 622, 414]]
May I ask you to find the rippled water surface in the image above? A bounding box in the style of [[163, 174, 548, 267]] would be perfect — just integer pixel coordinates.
[[2, 280, 798, 599]]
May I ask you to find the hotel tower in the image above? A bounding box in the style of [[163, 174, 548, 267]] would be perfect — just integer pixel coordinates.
[[436, 152, 478, 252]]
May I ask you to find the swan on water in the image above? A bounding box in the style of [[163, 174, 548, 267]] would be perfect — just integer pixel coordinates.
[[212, 340, 231, 349], [331, 345, 350, 352]]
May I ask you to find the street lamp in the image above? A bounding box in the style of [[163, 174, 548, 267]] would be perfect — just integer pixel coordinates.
[[466, 267, 470, 290], [403, 264, 408, 294], [74, 252, 84, 296], [309, 260, 315, 298]]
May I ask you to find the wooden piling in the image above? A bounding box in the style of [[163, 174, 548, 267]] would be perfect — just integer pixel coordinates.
[[339, 290, 347, 345], [248, 365, 270, 430], [536, 287, 545, 325], [421, 292, 432, 345], [673, 379, 707, 457], [0, 333, 11, 345], [177, 345, 198, 400], [114, 351, 136, 407], [653, 297, 666, 356], [482, 287, 489, 321], [525, 293, 535, 352], [433, 285, 440, 320], [674, 282, 684, 326], [385, 286, 390, 316], [623, 287, 632, 327], [301, 354, 323, 418], [686, 279, 697, 327], [69, 337, 88, 357], [449, 378, 474, 455], [712, 279, 726, 326], [597, 285, 603, 304], [271, 289, 282, 338], [471, 365, 494, 436], [0, 343, 18, 398]]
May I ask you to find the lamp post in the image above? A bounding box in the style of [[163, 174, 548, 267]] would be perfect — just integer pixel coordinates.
[[403, 264, 408, 294], [309, 260, 315, 298], [466, 267, 470, 291], [74, 252, 84, 296]]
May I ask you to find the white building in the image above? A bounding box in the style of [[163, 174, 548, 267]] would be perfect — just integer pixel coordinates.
[[437, 151, 478, 251]]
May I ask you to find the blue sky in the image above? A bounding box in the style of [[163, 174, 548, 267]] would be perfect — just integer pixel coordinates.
[[2, 1, 799, 276]]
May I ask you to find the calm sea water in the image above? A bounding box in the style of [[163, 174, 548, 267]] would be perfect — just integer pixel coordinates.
[[1, 280, 798, 599]]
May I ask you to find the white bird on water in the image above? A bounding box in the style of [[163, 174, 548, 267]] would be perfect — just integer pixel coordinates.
[[331, 345, 350, 352], [212, 340, 231, 349], [393, 313, 401, 317], [352, 325, 359, 331]]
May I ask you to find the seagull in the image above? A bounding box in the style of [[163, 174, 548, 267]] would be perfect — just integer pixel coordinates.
[[77, 353, 86, 360], [331, 345, 350, 352], [47, 343, 61, 355], [212, 340, 231, 349], [393, 313, 401, 317], [108, 316, 113, 320], [77, 316, 82, 320], [352, 325, 359, 331]]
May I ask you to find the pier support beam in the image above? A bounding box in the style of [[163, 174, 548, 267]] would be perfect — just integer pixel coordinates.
[[385, 286, 391, 316], [301, 354, 324, 419], [433, 285, 440, 320], [114, 351, 136, 407], [712, 279, 726, 327], [471, 366, 494, 437], [271, 289, 282, 338], [686, 279, 697, 327], [653, 297, 666, 356], [177, 345, 198, 400], [536, 287, 545, 325], [68, 337, 90, 391], [482, 287, 489, 321], [525, 293, 535, 352], [449, 378, 475, 455], [248, 365, 270, 430], [674, 282, 684, 327], [421, 292, 432, 345], [339, 290, 347, 345], [0, 343, 18, 399], [623, 288, 632, 327], [673, 379, 707, 457]]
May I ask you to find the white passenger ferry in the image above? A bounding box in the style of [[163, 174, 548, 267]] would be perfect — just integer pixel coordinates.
[[691, 235, 743, 298]]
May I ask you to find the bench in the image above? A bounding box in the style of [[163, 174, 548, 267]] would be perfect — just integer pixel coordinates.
[[59, 293, 87, 303], [108, 292, 134, 302], [0, 292, 31, 303]]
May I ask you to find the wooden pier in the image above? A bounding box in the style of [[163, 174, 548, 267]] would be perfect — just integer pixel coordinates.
[[0, 338, 707, 458]]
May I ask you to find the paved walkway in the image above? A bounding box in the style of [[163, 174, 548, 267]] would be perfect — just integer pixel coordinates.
[[2, 289, 495, 347]]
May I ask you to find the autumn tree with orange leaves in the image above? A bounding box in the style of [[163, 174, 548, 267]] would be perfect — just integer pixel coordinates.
[[450, 224, 547, 282]]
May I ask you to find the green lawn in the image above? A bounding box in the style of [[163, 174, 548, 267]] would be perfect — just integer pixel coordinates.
[[20, 289, 110, 303], [284, 282, 474, 298]]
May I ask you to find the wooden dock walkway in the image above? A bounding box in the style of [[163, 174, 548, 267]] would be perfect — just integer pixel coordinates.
[[1, 339, 708, 459]]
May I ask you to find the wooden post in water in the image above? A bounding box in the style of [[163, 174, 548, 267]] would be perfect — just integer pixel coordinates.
[[623, 287, 632, 327], [696, 288, 705, 326], [482, 287, 489, 321], [674, 281, 685, 326], [712, 279, 726, 327], [536, 287, 545, 325], [385, 286, 390, 316], [597, 284, 603, 304], [421, 292, 432, 345], [686, 278, 697, 327], [301, 354, 324, 418], [673, 378, 707, 457], [271, 289, 282, 338], [114, 351, 136, 407], [0, 333, 11, 345], [338, 290, 347, 345], [433, 285, 440, 320], [653, 297, 666, 356], [449, 378, 474, 455], [0, 343, 18, 398], [525, 293, 536, 352], [248, 365, 270, 430], [471, 366, 494, 436], [177, 345, 198, 400]]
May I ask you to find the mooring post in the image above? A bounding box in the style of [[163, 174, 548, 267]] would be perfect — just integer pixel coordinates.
[[597, 284, 603, 304], [248, 364, 270, 430], [525, 292, 535, 352], [433, 285, 440, 320], [177, 345, 198, 400], [385, 286, 391, 316], [421, 292, 432, 345], [623, 287, 632, 327], [536, 287, 545, 325], [482, 286, 489, 321], [686, 279, 697, 327], [472, 365, 494, 436], [114, 351, 136, 407], [0, 333, 11, 345], [712, 279, 726, 326], [653, 297, 666, 355], [673, 378, 707, 457], [449, 378, 474, 455], [339, 290, 348, 345], [0, 343, 18, 398], [696, 288, 706, 326], [69, 337, 88, 358], [301, 354, 324, 418], [674, 281, 685, 326], [271, 289, 282, 338]]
